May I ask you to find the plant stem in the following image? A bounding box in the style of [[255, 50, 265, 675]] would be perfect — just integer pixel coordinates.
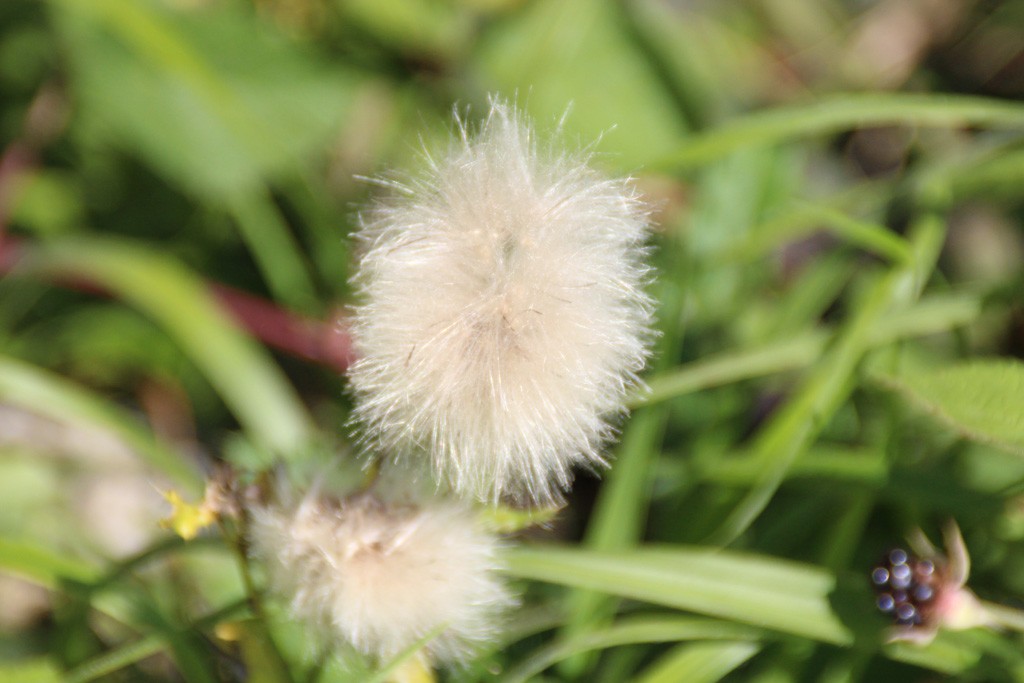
[[982, 601, 1024, 632], [218, 516, 297, 683]]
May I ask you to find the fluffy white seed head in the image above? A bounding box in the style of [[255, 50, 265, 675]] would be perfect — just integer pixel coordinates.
[[249, 492, 513, 664], [348, 98, 655, 504]]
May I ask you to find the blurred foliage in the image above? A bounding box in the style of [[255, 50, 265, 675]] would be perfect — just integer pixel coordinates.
[[6, 0, 1024, 681]]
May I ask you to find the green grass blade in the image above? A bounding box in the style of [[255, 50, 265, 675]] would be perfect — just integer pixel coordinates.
[[50, 0, 351, 197], [62, 598, 251, 683], [18, 238, 315, 457], [506, 545, 852, 645], [634, 332, 826, 408], [0, 537, 101, 587], [62, 637, 164, 683], [634, 641, 761, 683], [0, 355, 203, 495], [57, 0, 270, 148], [947, 147, 1024, 202], [882, 638, 980, 675], [655, 93, 1024, 171], [0, 660, 60, 683], [556, 247, 689, 672], [227, 191, 318, 314], [507, 545, 978, 674], [635, 291, 982, 408], [719, 181, 893, 264], [0, 535, 246, 678], [503, 616, 761, 683], [700, 445, 887, 486], [793, 202, 912, 265], [706, 212, 946, 545], [0, 538, 138, 625]]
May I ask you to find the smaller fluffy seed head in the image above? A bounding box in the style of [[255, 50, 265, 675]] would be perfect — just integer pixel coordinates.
[[249, 492, 513, 664], [348, 98, 655, 504]]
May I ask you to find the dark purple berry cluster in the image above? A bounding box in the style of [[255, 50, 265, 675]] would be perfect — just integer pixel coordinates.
[[872, 548, 939, 626]]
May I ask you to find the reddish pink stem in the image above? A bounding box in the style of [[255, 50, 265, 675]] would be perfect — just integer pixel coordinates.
[[0, 234, 354, 374], [211, 283, 354, 373]]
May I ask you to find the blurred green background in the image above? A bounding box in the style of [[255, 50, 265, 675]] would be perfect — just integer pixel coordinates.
[[7, 0, 1024, 681]]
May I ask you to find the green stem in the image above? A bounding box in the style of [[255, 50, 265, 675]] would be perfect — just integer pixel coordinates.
[[219, 516, 297, 683], [62, 598, 250, 683]]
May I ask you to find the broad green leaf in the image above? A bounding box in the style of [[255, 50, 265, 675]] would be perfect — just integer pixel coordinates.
[[49, 0, 344, 310], [474, 0, 688, 170], [340, 0, 472, 59], [877, 359, 1024, 454], [51, 0, 356, 198], [626, 0, 754, 126], [506, 545, 852, 645], [19, 238, 315, 457], [634, 641, 760, 683]]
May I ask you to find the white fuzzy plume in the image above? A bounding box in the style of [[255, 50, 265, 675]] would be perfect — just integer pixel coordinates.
[[249, 492, 512, 664], [348, 98, 655, 504]]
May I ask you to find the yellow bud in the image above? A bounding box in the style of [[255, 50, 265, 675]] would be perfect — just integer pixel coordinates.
[[160, 490, 217, 540]]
